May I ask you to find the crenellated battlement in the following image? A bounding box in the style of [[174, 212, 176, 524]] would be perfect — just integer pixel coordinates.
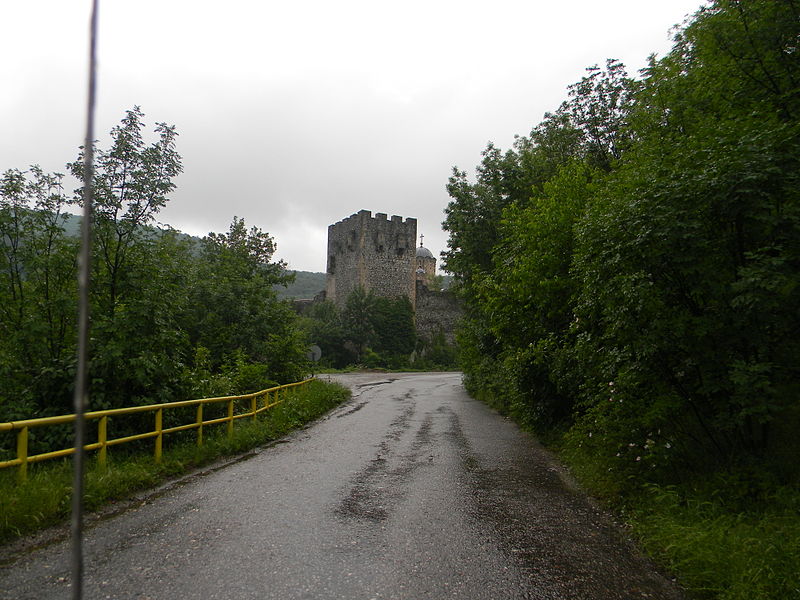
[[325, 210, 417, 307], [322, 209, 460, 345]]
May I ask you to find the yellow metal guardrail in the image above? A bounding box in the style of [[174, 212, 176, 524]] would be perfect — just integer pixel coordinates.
[[0, 379, 314, 482]]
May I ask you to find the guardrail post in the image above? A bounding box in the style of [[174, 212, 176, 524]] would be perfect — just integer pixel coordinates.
[[196, 404, 203, 447], [155, 408, 163, 463], [251, 395, 257, 421], [17, 426, 29, 483], [98, 416, 108, 470], [227, 399, 234, 438]]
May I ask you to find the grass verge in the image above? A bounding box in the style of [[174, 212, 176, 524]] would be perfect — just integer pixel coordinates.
[[554, 443, 800, 600], [626, 480, 800, 600], [475, 389, 800, 600], [0, 379, 350, 544]]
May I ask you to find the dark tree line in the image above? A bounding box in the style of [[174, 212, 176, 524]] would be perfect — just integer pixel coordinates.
[[0, 108, 307, 452], [300, 288, 457, 370], [444, 0, 799, 490]]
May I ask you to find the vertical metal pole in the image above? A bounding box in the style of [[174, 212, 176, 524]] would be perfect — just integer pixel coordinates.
[[97, 417, 107, 470], [72, 2, 98, 598], [154, 409, 163, 463], [227, 399, 234, 437], [16, 427, 28, 483], [196, 404, 203, 447]]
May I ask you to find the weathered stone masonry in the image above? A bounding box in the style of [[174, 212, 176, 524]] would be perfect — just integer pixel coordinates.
[[324, 209, 462, 344], [415, 281, 461, 345], [325, 210, 417, 308]]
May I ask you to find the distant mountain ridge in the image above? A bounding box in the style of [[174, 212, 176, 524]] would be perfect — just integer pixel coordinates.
[[47, 214, 432, 300], [59, 212, 198, 245], [275, 271, 326, 299], [56, 213, 326, 298]]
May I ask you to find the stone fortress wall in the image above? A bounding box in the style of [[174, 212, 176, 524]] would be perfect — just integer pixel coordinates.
[[324, 209, 461, 344], [415, 281, 461, 345]]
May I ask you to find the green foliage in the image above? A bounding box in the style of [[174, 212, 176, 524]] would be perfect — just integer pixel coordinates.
[[413, 330, 459, 370], [87, 230, 196, 411], [562, 0, 800, 479], [447, 0, 800, 472], [444, 1, 800, 596], [300, 300, 357, 368], [630, 482, 800, 600], [187, 216, 299, 371], [0, 167, 78, 420], [1, 108, 311, 454], [301, 289, 422, 369], [372, 295, 416, 358], [220, 350, 278, 394], [339, 288, 417, 368], [70, 105, 182, 323], [340, 286, 378, 361]]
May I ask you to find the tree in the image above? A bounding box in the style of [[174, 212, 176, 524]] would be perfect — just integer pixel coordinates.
[[372, 296, 416, 360], [187, 217, 305, 382], [442, 0, 800, 484], [341, 287, 378, 362], [0, 167, 77, 419], [302, 292, 418, 369], [67, 107, 189, 410], [561, 59, 633, 171], [564, 0, 800, 475], [70, 106, 182, 321], [301, 300, 356, 368]]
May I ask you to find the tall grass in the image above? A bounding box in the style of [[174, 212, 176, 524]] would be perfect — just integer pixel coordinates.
[[0, 379, 350, 543], [554, 441, 800, 600], [628, 483, 800, 600], [518, 407, 800, 599]]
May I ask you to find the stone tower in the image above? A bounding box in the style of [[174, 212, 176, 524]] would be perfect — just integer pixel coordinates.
[[325, 210, 417, 308]]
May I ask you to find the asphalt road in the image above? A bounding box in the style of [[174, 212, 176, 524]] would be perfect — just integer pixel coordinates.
[[0, 372, 684, 599]]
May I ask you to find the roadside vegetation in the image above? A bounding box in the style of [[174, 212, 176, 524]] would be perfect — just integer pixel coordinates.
[[0, 106, 309, 453], [0, 379, 350, 544], [0, 108, 456, 448], [442, 1, 799, 598], [0, 103, 442, 543]]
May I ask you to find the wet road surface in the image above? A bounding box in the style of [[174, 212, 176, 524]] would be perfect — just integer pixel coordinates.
[[0, 372, 684, 599]]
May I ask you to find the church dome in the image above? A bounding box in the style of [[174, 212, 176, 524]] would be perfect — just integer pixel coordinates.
[[416, 245, 434, 259]]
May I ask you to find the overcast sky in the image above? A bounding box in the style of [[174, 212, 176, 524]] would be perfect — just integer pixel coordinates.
[[2, 0, 704, 273]]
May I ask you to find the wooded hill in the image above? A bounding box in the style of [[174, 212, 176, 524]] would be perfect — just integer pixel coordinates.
[[274, 270, 326, 299]]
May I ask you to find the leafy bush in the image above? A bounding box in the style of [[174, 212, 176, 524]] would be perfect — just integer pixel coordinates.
[[442, 1, 800, 597]]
